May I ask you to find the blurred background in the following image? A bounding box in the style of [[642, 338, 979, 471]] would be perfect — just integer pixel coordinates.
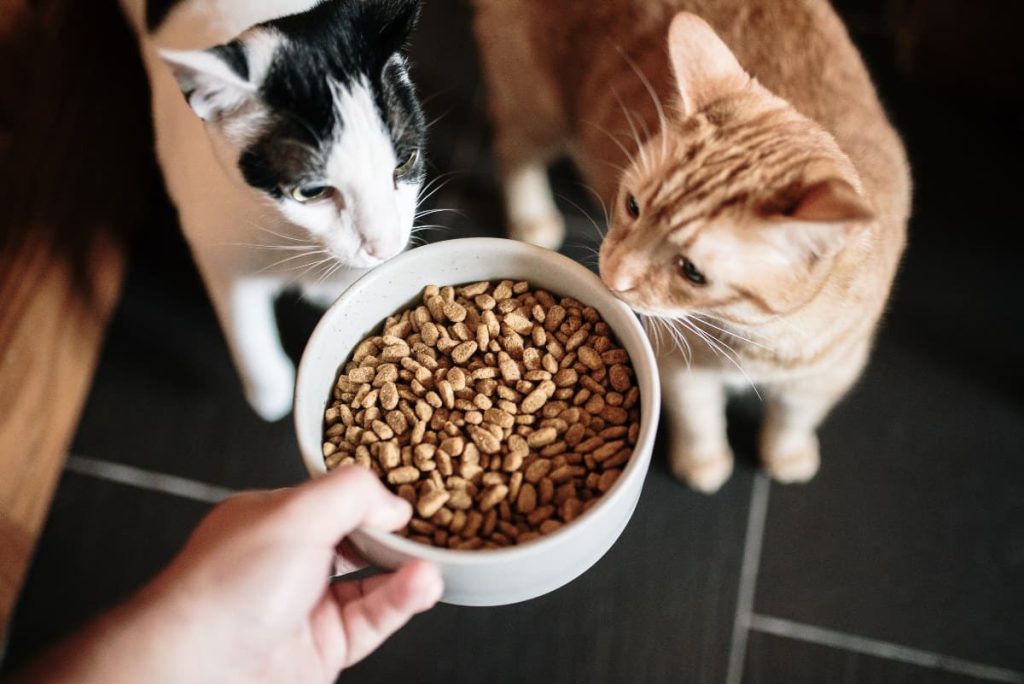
[[0, 0, 1022, 682]]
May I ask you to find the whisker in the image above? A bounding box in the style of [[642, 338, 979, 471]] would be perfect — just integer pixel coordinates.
[[574, 182, 611, 226], [220, 242, 316, 251], [414, 207, 464, 220], [289, 254, 336, 284], [410, 223, 449, 234], [424, 106, 454, 131], [689, 313, 775, 352], [663, 317, 693, 366], [555, 193, 606, 243], [417, 172, 459, 201], [599, 159, 630, 175], [615, 46, 669, 160], [241, 220, 306, 243], [314, 258, 345, 286], [584, 120, 640, 171], [417, 176, 456, 208], [256, 249, 329, 275], [612, 87, 650, 173], [675, 315, 761, 399]]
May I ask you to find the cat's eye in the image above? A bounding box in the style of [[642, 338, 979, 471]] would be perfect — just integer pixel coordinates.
[[625, 193, 640, 219], [393, 148, 420, 181], [290, 185, 333, 203], [677, 256, 707, 286]]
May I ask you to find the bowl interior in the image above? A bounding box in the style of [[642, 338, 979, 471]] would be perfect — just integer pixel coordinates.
[[294, 238, 660, 562]]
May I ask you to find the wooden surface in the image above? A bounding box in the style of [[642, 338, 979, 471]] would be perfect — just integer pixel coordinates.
[[0, 0, 151, 635]]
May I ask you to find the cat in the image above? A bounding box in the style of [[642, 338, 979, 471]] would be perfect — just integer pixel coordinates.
[[119, 0, 427, 420], [471, 1, 910, 491]]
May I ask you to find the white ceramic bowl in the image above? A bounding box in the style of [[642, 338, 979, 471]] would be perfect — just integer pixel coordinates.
[[294, 238, 659, 606]]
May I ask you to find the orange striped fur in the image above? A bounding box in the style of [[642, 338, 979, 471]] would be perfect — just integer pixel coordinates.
[[472, 1, 910, 491]]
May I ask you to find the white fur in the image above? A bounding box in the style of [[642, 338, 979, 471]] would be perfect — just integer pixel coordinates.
[[120, 0, 421, 420], [277, 78, 414, 268], [504, 164, 565, 250]]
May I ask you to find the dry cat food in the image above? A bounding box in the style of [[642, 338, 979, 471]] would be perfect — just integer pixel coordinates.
[[322, 280, 640, 549]]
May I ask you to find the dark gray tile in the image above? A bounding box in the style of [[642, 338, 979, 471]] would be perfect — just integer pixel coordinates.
[[754, 89, 1024, 670], [344, 459, 753, 684], [743, 630, 1003, 684], [3, 473, 210, 673], [755, 320, 1024, 669], [5, 447, 752, 683], [69, 218, 311, 491]]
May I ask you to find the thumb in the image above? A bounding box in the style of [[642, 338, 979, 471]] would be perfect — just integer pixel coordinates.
[[282, 466, 412, 545]]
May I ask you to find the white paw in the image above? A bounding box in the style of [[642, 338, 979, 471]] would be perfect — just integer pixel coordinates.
[[762, 434, 820, 483], [243, 361, 296, 422], [670, 445, 734, 494], [509, 214, 566, 250]]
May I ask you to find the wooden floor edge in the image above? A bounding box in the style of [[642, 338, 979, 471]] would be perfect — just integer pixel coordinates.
[[0, 228, 127, 640]]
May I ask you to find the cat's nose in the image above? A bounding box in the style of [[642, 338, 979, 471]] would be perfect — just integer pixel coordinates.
[[362, 240, 386, 258], [599, 246, 637, 292], [601, 269, 636, 293], [361, 235, 402, 260]]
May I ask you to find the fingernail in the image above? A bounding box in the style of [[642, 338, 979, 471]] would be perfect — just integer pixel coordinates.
[[421, 563, 444, 602], [389, 494, 412, 515]]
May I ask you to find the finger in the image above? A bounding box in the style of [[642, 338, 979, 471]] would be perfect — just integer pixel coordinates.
[[331, 539, 367, 577], [329, 570, 394, 604], [280, 466, 412, 544], [336, 560, 443, 667]]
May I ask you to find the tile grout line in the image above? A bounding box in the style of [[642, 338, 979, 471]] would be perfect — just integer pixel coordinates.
[[65, 455, 236, 505], [724, 473, 772, 684], [749, 614, 1024, 684], [62, 457, 1024, 684]]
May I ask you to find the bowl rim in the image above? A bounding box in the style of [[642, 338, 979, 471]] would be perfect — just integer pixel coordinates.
[[294, 237, 660, 566]]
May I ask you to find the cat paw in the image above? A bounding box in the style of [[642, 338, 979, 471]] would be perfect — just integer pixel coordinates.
[[243, 362, 296, 422], [670, 446, 734, 494], [762, 435, 820, 483], [509, 214, 566, 250]]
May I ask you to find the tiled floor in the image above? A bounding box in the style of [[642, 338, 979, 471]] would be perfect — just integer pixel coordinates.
[[3, 1, 1023, 682]]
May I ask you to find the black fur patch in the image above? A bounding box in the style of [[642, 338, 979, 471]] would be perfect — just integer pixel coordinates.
[[210, 42, 249, 80], [237, 0, 425, 196]]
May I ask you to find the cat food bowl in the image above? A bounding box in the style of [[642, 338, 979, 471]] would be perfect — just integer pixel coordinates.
[[294, 237, 659, 606]]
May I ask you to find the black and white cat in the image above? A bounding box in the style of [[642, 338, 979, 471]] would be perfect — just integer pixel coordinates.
[[120, 0, 426, 420]]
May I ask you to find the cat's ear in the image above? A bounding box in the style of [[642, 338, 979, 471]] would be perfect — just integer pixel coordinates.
[[783, 178, 875, 224], [770, 178, 875, 262], [160, 43, 255, 123], [359, 0, 421, 56], [667, 12, 751, 115]]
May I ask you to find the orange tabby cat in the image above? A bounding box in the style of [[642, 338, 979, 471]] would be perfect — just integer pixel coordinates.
[[472, 1, 910, 491]]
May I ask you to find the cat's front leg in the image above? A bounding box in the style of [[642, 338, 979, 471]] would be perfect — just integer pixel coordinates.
[[503, 162, 566, 250], [205, 273, 295, 421], [473, 1, 567, 250], [660, 354, 734, 493], [759, 392, 826, 483], [759, 348, 867, 483]]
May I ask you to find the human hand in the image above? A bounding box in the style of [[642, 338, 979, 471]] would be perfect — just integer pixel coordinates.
[[17, 466, 441, 683]]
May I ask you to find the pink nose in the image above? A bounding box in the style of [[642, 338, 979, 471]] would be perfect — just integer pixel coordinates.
[[599, 246, 638, 292], [601, 268, 636, 293], [361, 236, 402, 260]]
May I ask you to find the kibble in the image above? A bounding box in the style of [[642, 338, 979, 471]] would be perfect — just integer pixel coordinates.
[[323, 280, 640, 549]]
